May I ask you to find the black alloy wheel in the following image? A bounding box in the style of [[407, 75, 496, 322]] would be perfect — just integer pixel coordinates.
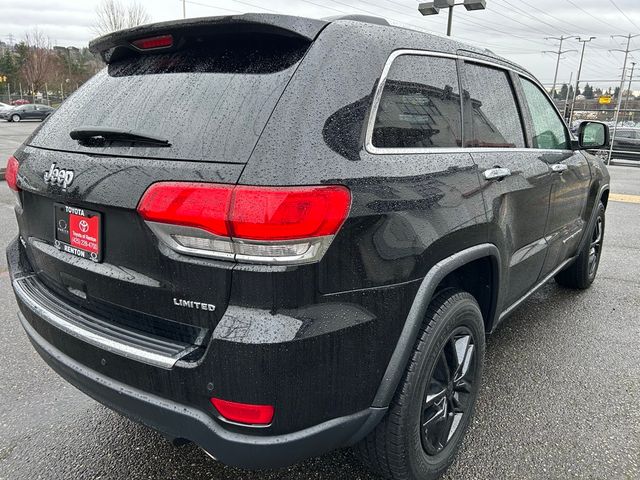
[[555, 202, 606, 289], [356, 289, 485, 480], [420, 327, 476, 455], [588, 216, 604, 278]]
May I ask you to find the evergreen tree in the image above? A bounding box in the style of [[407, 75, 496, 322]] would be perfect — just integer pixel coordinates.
[[559, 83, 569, 99], [583, 84, 594, 99], [0, 50, 20, 91]]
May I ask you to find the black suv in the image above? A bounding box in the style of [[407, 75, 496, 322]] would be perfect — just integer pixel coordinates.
[[6, 14, 610, 480]]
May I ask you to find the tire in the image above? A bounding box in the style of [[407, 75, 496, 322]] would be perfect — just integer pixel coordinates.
[[555, 202, 605, 289], [356, 289, 485, 480], [11, 114, 20, 123]]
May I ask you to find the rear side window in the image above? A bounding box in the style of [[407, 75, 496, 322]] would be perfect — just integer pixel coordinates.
[[29, 35, 309, 163], [372, 55, 462, 149], [520, 77, 569, 150], [462, 63, 525, 148]]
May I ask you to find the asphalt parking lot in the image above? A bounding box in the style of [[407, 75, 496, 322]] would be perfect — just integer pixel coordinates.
[[0, 122, 41, 173], [0, 122, 638, 479]]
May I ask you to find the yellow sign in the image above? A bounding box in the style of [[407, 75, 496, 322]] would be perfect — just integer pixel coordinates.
[[599, 96, 613, 104]]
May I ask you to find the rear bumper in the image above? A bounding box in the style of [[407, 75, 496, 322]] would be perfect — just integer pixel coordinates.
[[7, 236, 388, 467], [18, 311, 385, 468]]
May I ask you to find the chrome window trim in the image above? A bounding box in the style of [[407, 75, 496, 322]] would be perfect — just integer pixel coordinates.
[[364, 48, 573, 156]]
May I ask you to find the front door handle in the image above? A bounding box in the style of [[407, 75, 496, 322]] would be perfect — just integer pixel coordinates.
[[550, 163, 569, 173], [483, 167, 512, 181]]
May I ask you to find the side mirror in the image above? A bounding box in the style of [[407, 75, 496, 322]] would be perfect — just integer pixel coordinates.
[[576, 121, 609, 150]]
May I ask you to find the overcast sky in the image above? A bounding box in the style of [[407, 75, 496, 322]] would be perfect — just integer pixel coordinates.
[[1, 0, 640, 90]]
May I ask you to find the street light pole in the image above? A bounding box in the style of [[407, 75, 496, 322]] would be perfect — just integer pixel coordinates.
[[569, 36, 596, 126], [182, 0, 186, 19], [419, 0, 486, 37]]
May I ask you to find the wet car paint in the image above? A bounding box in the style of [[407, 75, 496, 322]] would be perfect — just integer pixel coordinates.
[[7, 13, 610, 468]]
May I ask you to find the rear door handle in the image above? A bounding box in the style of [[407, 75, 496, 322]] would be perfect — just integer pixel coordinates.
[[483, 167, 512, 180], [550, 163, 568, 173]]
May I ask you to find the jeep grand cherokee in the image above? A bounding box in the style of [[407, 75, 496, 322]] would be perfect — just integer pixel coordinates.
[[6, 13, 610, 480]]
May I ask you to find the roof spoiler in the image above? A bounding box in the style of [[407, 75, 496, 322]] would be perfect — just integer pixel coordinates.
[[89, 13, 328, 64]]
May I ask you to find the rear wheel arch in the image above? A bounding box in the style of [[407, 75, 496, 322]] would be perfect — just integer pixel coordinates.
[[371, 243, 501, 409], [435, 256, 499, 333]]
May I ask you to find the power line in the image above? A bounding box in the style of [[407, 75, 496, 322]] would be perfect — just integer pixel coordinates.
[[569, 36, 596, 124], [493, 0, 569, 36], [452, 15, 555, 45], [607, 34, 640, 163], [181, 0, 241, 15], [223, 0, 279, 14], [608, 0, 640, 32], [562, 0, 619, 31], [543, 35, 577, 96], [485, 4, 558, 38], [515, 0, 591, 34]]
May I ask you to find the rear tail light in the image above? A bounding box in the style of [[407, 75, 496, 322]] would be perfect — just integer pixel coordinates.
[[137, 182, 351, 265], [5, 155, 19, 192], [210, 397, 274, 426]]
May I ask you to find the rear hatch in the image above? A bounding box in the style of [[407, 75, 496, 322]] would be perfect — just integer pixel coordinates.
[[14, 15, 325, 359]]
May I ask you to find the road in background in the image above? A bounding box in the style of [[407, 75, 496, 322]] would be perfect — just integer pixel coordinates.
[[0, 129, 638, 478]]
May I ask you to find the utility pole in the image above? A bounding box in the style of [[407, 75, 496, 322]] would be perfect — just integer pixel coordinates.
[[623, 62, 636, 121], [182, 0, 186, 19], [544, 35, 577, 99], [608, 34, 640, 165], [563, 72, 573, 121], [569, 36, 596, 126]]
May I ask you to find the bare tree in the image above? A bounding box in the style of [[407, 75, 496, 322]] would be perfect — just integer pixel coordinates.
[[21, 29, 56, 94], [93, 0, 151, 36]]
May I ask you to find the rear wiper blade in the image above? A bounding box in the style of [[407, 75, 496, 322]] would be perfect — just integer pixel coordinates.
[[70, 126, 171, 147]]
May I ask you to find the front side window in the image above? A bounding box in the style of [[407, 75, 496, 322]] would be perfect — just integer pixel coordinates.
[[520, 77, 570, 149], [372, 55, 462, 149], [462, 63, 525, 148]]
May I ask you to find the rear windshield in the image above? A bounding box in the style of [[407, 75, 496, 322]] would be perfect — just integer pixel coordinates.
[[29, 35, 309, 163]]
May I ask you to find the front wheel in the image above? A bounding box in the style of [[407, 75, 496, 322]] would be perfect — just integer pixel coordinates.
[[555, 202, 605, 289], [356, 289, 485, 480], [11, 114, 20, 122]]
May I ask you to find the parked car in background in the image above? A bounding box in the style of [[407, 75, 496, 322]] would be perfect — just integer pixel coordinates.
[[611, 127, 640, 160], [5, 13, 611, 480], [11, 99, 30, 106], [1, 104, 54, 122], [0, 102, 12, 116]]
